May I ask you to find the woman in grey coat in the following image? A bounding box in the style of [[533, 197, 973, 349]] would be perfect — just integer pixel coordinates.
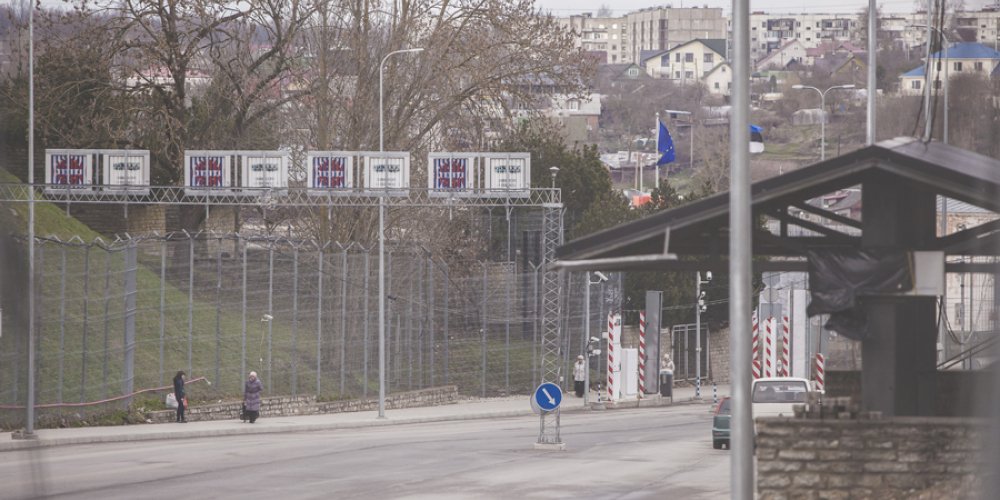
[[243, 371, 263, 423]]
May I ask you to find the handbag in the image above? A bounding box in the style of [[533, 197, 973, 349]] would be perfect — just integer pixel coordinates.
[[166, 392, 178, 408]]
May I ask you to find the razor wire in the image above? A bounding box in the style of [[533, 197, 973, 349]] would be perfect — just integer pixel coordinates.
[[0, 231, 623, 424]]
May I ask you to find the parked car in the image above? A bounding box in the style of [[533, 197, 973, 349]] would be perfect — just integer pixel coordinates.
[[712, 396, 731, 450]]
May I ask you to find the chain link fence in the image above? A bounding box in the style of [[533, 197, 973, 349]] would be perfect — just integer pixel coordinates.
[[0, 231, 622, 423]]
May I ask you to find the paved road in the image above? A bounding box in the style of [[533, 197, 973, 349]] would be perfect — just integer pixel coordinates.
[[4, 405, 729, 499]]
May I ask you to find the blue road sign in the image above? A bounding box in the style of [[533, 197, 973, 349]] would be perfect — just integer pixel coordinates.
[[533, 382, 563, 412]]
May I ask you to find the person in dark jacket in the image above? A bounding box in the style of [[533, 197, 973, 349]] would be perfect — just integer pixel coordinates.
[[243, 371, 263, 423], [173, 371, 187, 423]]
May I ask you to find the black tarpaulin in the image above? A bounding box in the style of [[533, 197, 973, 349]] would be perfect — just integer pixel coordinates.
[[805, 248, 914, 340]]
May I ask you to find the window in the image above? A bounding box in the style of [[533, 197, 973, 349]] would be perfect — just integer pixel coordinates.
[[685, 71, 694, 79], [953, 61, 962, 71], [714, 82, 720, 89], [627, 67, 639, 77], [685, 53, 694, 62], [705, 53, 714, 64], [675, 53, 681, 62], [911, 80, 921, 90], [934, 80, 942, 89], [975, 61, 984, 71], [936, 62, 942, 71]]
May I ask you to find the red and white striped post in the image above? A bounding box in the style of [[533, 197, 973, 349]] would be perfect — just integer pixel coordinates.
[[814, 353, 826, 392], [781, 315, 791, 377], [607, 312, 615, 401], [638, 310, 646, 396], [764, 316, 774, 378], [751, 311, 761, 379]]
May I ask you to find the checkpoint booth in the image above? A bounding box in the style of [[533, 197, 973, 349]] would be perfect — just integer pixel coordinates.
[[554, 137, 1000, 418]]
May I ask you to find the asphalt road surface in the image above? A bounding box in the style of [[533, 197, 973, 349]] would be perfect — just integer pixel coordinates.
[[3, 404, 729, 499]]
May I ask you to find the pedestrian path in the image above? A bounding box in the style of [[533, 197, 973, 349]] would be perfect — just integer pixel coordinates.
[[1, 384, 725, 451]]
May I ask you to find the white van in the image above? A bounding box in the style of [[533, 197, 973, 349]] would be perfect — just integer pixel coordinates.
[[751, 377, 811, 418]]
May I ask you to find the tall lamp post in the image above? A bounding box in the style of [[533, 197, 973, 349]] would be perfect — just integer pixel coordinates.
[[377, 47, 423, 419], [792, 84, 856, 161]]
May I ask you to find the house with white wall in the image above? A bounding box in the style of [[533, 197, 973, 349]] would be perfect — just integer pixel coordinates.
[[898, 42, 1000, 95]]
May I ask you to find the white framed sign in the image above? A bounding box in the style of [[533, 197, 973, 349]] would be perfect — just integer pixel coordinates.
[[44, 150, 93, 193], [184, 151, 232, 196], [308, 152, 354, 194], [101, 150, 150, 195], [428, 153, 478, 197], [484, 153, 531, 196], [363, 152, 410, 194], [240, 152, 288, 192]]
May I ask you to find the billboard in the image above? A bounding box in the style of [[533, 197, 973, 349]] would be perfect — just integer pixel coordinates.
[[45, 150, 93, 193], [102, 150, 150, 195], [308, 152, 354, 194], [484, 153, 530, 196], [184, 151, 232, 196], [428, 153, 477, 197], [363, 152, 409, 194], [240, 152, 288, 192]]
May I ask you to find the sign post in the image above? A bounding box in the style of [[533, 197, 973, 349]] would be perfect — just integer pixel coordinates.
[[531, 382, 565, 450]]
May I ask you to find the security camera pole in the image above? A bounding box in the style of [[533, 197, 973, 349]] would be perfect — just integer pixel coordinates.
[[695, 271, 711, 399], [583, 271, 608, 405]]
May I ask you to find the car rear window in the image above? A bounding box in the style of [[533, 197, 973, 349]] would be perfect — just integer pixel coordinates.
[[718, 398, 731, 414], [752, 380, 808, 403]]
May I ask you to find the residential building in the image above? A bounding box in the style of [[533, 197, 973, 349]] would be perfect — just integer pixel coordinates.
[[558, 14, 629, 64], [703, 62, 733, 96], [898, 42, 1000, 95], [755, 39, 808, 70], [744, 12, 858, 62], [625, 7, 728, 64], [642, 38, 727, 84]]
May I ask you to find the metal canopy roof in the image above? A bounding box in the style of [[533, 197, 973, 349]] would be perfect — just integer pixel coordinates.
[[555, 137, 1000, 271]]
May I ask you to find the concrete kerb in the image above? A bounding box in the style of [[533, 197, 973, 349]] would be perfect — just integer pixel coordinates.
[[1, 390, 721, 453]]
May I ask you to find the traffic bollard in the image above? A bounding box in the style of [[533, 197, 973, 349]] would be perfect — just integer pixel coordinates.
[[713, 382, 718, 405], [695, 377, 701, 400]]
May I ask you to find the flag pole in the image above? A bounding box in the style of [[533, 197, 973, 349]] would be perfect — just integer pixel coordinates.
[[655, 112, 660, 191]]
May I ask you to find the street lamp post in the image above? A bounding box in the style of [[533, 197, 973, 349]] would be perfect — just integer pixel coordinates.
[[377, 47, 423, 419], [792, 84, 856, 161]]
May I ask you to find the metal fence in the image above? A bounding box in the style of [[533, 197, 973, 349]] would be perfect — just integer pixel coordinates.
[[0, 232, 621, 416]]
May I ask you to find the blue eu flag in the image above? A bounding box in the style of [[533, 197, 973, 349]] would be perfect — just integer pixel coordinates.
[[657, 122, 675, 166]]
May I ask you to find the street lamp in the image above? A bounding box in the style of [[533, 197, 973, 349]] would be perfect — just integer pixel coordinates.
[[549, 166, 559, 190], [583, 271, 609, 405], [694, 271, 712, 400], [792, 84, 856, 161], [377, 47, 423, 419], [910, 25, 950, 144]]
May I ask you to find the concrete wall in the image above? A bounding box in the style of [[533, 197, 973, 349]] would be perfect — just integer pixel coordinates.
[[825, 370, 992, 417], [756, 416, 987, 499], [709, 326, 730, 383]]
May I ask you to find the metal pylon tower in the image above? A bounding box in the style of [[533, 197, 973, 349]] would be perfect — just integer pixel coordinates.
[[538, 202, 564, 445]]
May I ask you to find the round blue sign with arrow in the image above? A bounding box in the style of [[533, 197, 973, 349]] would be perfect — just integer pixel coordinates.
[[532, 382, 563, 412]]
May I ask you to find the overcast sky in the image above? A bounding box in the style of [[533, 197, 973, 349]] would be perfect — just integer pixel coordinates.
[[535, 0, 995, 16]]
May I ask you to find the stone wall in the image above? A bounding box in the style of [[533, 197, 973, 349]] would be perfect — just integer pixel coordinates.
[[65, 204, 166, 236], [756, 416, 987, 499], [147, 385, 459, 423], [708, 326, 730, 383]]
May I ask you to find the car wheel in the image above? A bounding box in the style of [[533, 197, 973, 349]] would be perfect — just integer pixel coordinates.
[[713, 440, 722, 450]]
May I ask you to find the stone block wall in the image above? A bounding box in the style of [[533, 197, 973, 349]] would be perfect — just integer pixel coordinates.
[[708, 326, 730, 383], [147, 385, 459, 423], [756, 417, 987, 499]]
